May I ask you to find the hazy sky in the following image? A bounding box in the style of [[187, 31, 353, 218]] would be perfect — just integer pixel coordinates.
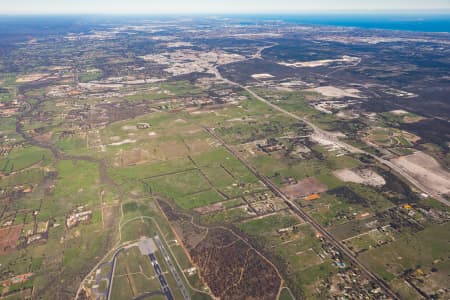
[[1, 0, 450, 14]]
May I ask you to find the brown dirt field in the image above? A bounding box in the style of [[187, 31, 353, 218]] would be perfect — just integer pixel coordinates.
[[0, 225, 23, 255], [157, 140, 190, 159], [281, 177, 328, 199], [193, 203, 224, 215], [114, 149, 154, 167], [185, 139, 214, 155], [34, 131, 53, 143], [102, 203, 120, 230]]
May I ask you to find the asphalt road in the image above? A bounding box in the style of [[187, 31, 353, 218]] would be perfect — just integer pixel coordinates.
[[106, 248, 125, 300]]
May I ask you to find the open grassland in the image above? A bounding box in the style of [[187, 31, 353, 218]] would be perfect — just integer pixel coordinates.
[[145, 169, 211, 197], [0, 117, 23, 142], [36, 160, 101, 221], [238, 214, 300, 239], [359, 223, 450, 282], [185, 96, 276, 128], [111, 246, 161, 299], [120, 201, 175, 242], [279, 288, 295, 300], [120, 218, 159, 243], [54, 160, 100, 204], [0, 168, 45, 189], [254, 89, 319, 118], [100, 112, 214, 165], [54, 135, 87, 155], [299, 183, 395, 228], [62, 218, 107, 271], [126, 81, 204, 102], [0, 146, 52, 174], [110, 275, 134, 300], [216, 113, 299, 145], [78, 70, 103, 83], [109, 145, 263, 210], [237, 213, 336, 298], [175, 189, 225, 210], [199, 205, 248, 225], [245, 146, 360, 188]]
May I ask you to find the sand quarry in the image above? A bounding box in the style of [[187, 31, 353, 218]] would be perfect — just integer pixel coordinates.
[[391, 151, 450, 196], [280, 55, 360, 68], [333, 168, 386, 187], [251, 73, 274, 79], [306, 86, 362, 98]]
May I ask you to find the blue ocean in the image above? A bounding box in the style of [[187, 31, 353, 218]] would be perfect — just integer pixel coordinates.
[[1, 14, 449, 33], [273, 14, 450, 33]]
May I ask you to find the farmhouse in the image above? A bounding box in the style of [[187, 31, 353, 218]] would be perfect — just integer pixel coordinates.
[[66, 210, 93, 229]]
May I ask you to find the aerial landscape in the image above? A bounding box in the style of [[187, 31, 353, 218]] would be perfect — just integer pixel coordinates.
[[0, 1, 449, 299]]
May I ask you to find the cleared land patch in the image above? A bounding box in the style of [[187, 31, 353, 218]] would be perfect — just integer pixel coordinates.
[[144, 169, 212, 207], [0, 225, 23, 255], [391, 151, 450, 196], [333, 168, 385, 187], [305, 86, 361, 98], [281, 177, 328, 199]]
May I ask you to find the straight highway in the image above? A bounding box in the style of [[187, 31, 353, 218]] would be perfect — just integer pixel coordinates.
[[203, 126, 400, 300]]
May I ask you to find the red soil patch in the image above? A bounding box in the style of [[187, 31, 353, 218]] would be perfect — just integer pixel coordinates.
[[0, 225, 23, 255]]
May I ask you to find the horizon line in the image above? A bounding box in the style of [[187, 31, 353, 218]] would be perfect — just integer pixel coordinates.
[[2, 10, 450, 16]]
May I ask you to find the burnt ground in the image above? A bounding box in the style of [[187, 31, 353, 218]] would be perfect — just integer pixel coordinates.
[[219, 58, 309, 84], [189, 228, 282, 300], [398, 118, 450, 150], [260, 35, 450, 120]]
